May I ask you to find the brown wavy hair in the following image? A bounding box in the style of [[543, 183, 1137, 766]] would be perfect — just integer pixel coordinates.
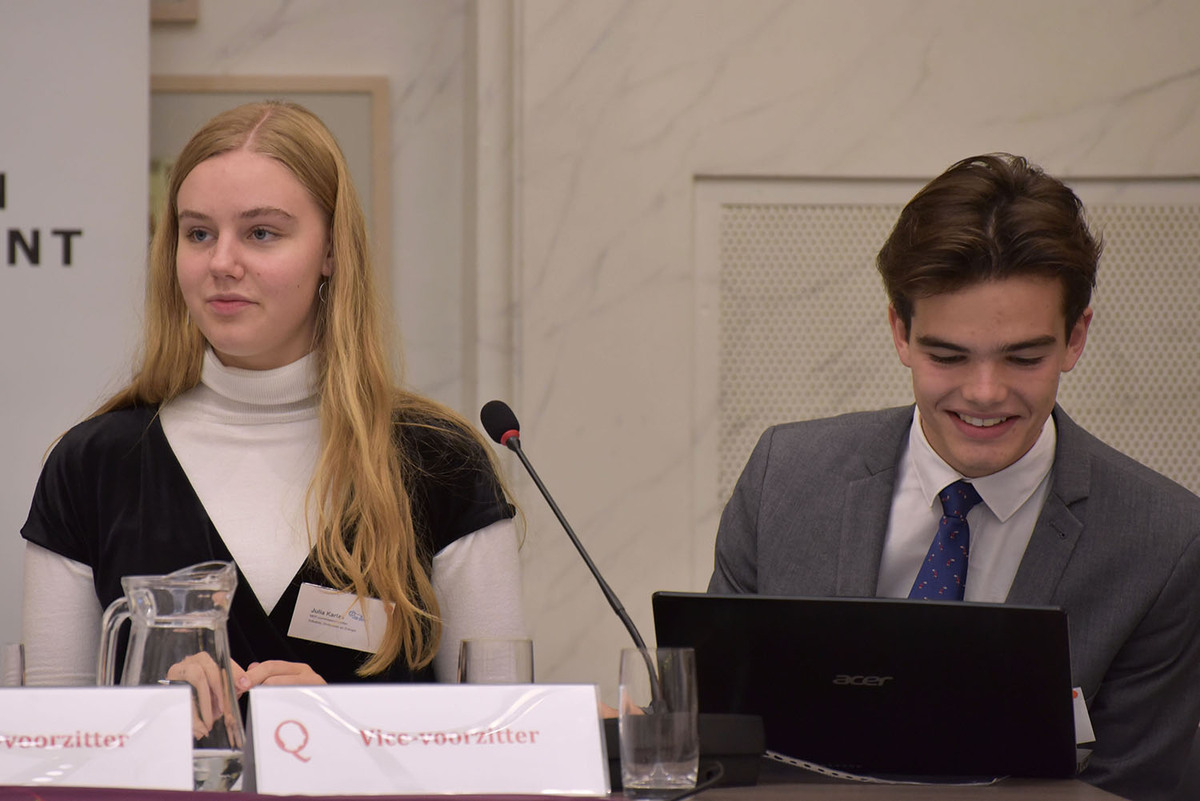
[[878, 153, 1101, 338], [97, 101, 499, 675]]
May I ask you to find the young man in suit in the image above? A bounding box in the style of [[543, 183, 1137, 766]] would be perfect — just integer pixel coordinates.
[[709, 153, 1200, 801]]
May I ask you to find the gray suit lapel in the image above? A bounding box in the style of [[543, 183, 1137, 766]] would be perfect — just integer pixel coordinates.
[[835, 407, 912, 596], [1007, 407, 1088, 605], [836, 472, 899, 595]]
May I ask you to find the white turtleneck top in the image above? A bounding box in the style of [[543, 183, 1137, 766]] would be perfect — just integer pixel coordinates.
[[22, 350, 525, 685]]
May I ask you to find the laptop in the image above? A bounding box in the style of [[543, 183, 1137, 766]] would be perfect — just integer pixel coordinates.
[[652, 591, 1079, 779]]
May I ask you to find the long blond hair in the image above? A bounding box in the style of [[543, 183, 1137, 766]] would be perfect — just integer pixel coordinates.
[[100, 101, 489, 675]]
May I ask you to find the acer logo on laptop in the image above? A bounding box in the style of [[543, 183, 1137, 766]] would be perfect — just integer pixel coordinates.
[[833, 674, 894, 687]]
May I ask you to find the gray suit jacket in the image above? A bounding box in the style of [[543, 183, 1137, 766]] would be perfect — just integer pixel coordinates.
[[710, 405, 1200, 801]]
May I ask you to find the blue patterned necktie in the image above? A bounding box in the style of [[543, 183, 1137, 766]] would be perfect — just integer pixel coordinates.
[[908, 480, 983, 600]]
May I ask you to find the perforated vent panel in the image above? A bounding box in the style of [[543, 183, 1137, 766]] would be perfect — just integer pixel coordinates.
[[717, 202, 1200, 501]]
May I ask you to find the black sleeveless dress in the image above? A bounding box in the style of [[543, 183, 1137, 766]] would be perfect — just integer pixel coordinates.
[[21, 405, 514, 683]]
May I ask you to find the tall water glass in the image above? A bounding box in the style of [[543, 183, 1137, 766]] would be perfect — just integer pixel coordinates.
[[618, 647, 698, 797], [1, 642, 24, 687], [457, 638, 534, 684]]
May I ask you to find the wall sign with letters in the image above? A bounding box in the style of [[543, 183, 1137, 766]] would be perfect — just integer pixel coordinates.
[[0, 172, 85, 267]]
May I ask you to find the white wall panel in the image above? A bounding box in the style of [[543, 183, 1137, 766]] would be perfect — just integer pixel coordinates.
[[1, 0, 148, 646]]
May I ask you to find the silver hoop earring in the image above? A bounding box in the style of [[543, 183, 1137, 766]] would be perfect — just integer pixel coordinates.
[[318, 280, 329, 304]]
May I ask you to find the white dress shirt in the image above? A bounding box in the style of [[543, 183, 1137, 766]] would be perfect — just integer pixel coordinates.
[[876, 407, 1056, 603]]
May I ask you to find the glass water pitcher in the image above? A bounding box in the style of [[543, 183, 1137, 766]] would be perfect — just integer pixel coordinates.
[[98, 560, 244, 791]]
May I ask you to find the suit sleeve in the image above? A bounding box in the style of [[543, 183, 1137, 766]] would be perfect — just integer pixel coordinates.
[[708, 427, 775, 594], [1082, 531, 1200, 801]]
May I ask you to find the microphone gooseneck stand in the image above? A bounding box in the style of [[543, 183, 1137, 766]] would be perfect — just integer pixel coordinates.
[[479, 400, 663, 710], [481, 401, 752, 795]]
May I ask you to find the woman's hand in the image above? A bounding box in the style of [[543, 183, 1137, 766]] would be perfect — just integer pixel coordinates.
[[235, 659, 326, 696], [166, 652, 241, 746]]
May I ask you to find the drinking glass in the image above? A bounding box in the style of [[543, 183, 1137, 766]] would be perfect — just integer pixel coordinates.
[[1, 642, 25, 687], [618, 647, 698, 797], [457, 638, 534, 684]]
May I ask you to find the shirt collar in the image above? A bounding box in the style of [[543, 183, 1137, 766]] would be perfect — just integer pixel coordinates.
[[908, 407, 1056, 522]]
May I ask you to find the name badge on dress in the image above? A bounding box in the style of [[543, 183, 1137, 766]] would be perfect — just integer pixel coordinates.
[[288, 583, 391, 653]]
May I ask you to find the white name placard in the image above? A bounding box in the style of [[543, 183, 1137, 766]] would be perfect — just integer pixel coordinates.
[[246, 684, 609, 796], [0, 686, 193, 790]]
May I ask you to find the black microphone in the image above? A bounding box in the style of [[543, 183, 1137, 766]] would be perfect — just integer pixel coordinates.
[[482, 401, 762, 789], [480, 399, 652, 656]]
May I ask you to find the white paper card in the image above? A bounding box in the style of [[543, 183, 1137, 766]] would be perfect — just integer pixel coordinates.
[[288, 582, 390, 653], [1072, 687, 1095, 745], [0, 686, 193, 790], [247, 684, 609, 796]]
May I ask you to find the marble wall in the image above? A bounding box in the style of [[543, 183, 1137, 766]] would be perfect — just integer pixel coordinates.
[[503, 0, 1200, 701], [153, 0, 1200, 701], [153, 0, 472, 405]]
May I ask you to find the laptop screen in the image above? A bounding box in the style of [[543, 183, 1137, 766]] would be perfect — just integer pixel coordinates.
[[652, 591, 1077, 779]]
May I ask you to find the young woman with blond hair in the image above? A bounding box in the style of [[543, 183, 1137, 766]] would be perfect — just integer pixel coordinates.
[[21, 101, 524, 688]]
